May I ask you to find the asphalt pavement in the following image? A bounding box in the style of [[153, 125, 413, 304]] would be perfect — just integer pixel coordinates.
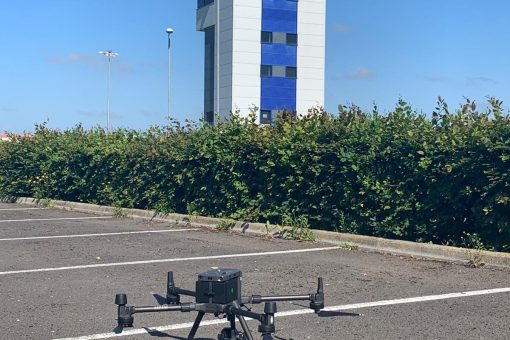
[[0, 202, 508, 340]]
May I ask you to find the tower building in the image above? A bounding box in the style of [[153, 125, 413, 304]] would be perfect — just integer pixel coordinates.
[[197, 0, 326, 124]]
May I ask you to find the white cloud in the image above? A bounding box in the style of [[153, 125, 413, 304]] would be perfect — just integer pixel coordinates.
[[333, 23, 351, 33], [467, 77, 497, 87], [1, 106, 17, 113], [345, 68, 377, 80], [422, 75, 448, 83], [45, 53, 133, 74]]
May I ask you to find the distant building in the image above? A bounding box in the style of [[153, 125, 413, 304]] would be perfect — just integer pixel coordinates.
[[197, 0, 326, 124], [0, 134, 33, 142]]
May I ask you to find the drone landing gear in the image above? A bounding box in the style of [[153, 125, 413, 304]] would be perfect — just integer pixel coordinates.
[[218, 313, 248, 340], [187, 311, 250, 340], [184, 301, 277, 340], [218, 324, 246, 340]]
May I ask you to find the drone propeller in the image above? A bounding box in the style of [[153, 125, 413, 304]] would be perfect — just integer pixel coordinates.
[[318, 310, 362, 318], [289, 302, 309, 309], [289, 302, 361, 318], [112, 325, 124, 334], [151, 292, 168, 306]]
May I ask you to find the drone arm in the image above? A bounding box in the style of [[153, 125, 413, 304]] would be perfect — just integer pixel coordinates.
[[116, 293, 205, 328], [172, 287, 196, 297], [230, 302, 277, 337], [247, 294, 312, 303], [243, 277, 325, 313], [228, 305, 264, 322], [132, 303, 196, 313]]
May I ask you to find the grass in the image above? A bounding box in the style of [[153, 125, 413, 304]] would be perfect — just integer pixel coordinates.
[[113, 206, 128, 218], [338, 242, 359, 251], [40, 198, 52, 208], [461, 233, 487, 268], [277, 214, 316, 242], [215, 218, 236, 232]]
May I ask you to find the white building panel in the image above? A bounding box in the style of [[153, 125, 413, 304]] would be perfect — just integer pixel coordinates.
[[299, 33, 326, 47], [233, 17, 260, 29], [297, 0, 326, 115], [232, 63, 260, 76], [297, 23, 326, 36], [298, 67, 325, 80], [298, 0, 326, 13], [230, 0, 261, 117], [298, 12, 326, 24]]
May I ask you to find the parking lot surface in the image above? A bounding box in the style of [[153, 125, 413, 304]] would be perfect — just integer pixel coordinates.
[[0, 202, 509, 340]]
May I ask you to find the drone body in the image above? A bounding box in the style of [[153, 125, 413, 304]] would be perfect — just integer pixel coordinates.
[[115, 268, 324, 340]]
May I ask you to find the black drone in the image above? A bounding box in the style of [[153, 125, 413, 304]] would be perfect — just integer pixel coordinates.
[[115, 268, 325, 340]]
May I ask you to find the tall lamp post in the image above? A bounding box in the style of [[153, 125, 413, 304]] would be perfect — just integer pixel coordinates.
[[99, 50, 118, 133], [166, 27, 174, 131]]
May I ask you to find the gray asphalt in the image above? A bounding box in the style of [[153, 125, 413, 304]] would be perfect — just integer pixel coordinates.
[[0, 202, 508, 340]]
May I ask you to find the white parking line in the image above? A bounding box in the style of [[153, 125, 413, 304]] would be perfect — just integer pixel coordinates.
[[53, 287, 510, 340], [0, 216, 112, 223], [0, 247, 338, 276], [0, 208, 45, 211], [0, 229, 197, 241]]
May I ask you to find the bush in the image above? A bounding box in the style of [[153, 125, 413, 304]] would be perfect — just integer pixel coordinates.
[[1, 98, 508, 251]]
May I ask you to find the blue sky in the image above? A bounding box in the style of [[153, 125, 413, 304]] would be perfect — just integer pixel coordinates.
[[1, 0, 509, 133]]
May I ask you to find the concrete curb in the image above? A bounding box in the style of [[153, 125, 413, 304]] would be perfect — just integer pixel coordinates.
[[8, 197, 510, 269]]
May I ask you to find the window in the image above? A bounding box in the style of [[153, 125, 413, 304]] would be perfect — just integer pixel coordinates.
[[285, 66, 297, 78], [286, 33, 298, 45], [197, 0, 214, 8], [261, 65, 272, 77], [260, 110, 272, 124], [261, 31, 273, 44], [204, 111, 214, 124]]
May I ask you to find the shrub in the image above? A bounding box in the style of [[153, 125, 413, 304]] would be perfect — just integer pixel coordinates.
[[1, 98, 508, 251]]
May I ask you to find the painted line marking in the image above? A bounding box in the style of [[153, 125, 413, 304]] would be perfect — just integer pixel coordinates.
[[0, 229, 197, 242], [0, 216, 112, 223], [53, 287, 510, 340], [0, 247, 338, 276], [0, 208, 45, 211]]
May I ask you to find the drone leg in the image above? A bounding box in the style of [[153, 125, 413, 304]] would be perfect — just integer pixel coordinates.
[[228, 314, 237, 340], [187, 311, 205, 340], [236, 315, 254, 340]]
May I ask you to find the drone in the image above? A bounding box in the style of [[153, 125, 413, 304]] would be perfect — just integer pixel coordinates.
[[115, 268, 325, 340]]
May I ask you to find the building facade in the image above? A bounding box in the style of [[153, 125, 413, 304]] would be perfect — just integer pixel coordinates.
[[197, 0, 326, 124]]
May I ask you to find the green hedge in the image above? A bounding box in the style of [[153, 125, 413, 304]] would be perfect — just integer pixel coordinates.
[[1, 98, 509, 251]]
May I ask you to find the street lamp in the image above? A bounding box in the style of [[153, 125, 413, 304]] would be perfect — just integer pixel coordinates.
[[166, 27, 174, 131], [99, 50, 119, 133]]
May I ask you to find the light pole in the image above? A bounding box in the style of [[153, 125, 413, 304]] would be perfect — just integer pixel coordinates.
[[99, 50, 118, 133], [166, 27, 174, 131]]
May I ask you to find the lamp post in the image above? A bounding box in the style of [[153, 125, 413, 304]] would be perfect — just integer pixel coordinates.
[[166, 27, 174, 131], [99, 50, 118, 133]]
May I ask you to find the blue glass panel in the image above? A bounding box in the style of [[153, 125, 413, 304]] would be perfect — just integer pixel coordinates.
[[261, 78, 296, 111], [261, 44, 297, 66], [263, 0, 297, 11], [261, 0, 298, 111], [262, 12, 297, 33]]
